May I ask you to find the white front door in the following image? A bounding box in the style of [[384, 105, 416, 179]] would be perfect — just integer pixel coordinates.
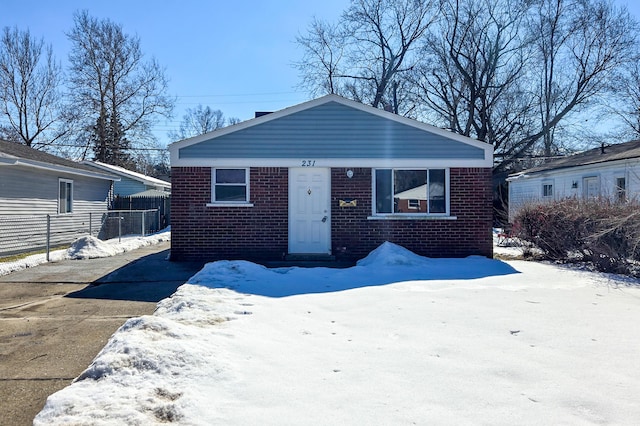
[[289, 168, 331, 254]]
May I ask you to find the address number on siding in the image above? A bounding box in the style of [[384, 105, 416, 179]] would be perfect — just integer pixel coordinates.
[[301, 160, 316, 167]]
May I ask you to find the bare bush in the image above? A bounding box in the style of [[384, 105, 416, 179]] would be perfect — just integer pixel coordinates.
[[514, 198, 640, 275]]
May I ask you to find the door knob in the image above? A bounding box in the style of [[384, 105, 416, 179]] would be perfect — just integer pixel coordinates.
[[322, 216, 328, 223]]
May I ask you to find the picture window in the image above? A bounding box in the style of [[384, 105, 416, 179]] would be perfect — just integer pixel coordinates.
[[374, 169, 448, 215]]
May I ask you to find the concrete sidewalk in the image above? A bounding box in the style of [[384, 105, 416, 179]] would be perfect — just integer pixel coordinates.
[[0, 241, 204, 426]]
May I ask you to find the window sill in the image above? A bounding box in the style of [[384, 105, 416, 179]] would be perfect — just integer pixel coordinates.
[[206, 202, 254, 207], [367, 215, 457, 220]]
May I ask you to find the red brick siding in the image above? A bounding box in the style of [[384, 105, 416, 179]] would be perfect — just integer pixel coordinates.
[[171, 167, 288, 260], [171, 166, 493, 261], [331, 168, 493, 260]]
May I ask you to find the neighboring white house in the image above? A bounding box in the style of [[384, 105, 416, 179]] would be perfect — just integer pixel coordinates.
[[507, 140, 640, 221], [0, 139, 120, 257], [83, 161, 170, 197]]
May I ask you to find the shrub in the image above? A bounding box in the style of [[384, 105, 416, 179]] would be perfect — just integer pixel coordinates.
[[514, 198, 640, 275]]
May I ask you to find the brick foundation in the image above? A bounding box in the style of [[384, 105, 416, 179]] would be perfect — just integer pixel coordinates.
[[171, 166, 493, 261]]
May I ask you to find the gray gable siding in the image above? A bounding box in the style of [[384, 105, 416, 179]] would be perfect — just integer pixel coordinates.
[[113, 176, 147, 196], [179, 102, 485, 160]]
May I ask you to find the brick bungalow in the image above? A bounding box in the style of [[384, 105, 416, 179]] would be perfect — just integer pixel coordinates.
[[169, 95, 493, 262]]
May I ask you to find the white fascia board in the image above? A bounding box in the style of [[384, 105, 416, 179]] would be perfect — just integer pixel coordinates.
[[168, 94, 493, 156], [84, 161, 169, 188], [12, 159, 120, 181], [171, 157, 493, 169]]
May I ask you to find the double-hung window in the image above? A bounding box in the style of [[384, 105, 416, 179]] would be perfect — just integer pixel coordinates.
[[211, 168, 250, 204], [374, 169, 448, 215], [59, 179, 73, 214], [542, 182, 553, 198]]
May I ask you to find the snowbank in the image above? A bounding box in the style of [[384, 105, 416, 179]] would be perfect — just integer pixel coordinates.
[[0, 229, 170, 276], [34, 242, 640, 425]]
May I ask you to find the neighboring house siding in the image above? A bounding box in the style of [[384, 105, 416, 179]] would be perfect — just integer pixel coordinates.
[[508, 158, 640, 221], [171, 166, 493, 261], [178, 102, 485, 161], [113, 176, 147, 196], [72, 175, 113, 213], [0, 166, 111, 215], [82, 161, 171, 196]]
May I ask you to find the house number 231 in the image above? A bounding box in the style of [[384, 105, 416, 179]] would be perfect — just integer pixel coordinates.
[[301, 160, 316, 167]]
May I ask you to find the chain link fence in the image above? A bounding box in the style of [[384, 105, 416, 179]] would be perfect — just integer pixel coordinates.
[[0, 209, 161, 260]]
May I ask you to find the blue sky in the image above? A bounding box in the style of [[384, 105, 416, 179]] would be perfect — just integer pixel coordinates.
[[2, 0, 639, 147], [1, 0, 350, 145]]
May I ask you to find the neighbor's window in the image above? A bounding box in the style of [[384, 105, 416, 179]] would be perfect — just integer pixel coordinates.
[[59, 179, 73, 214], [616, 177, 626, 203], [374, 169, 447, 215], [212, 168, 249, 203], [542, 183, 553, 197]]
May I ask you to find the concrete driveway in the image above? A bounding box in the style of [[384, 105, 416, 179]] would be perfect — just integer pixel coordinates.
[[0, 241, 204, 426]]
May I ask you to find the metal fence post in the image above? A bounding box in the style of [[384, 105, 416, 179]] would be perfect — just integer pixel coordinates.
[[89, 212, 92, 237], [46, 214, 51, 262], [142, 211, 146, 237], [118, 214, 122, 243]]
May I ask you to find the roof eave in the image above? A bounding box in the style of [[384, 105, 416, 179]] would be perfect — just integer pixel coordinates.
[[507, 155, 640, 180], [84, 161, 170, 187], [7, 158, 121, 181]]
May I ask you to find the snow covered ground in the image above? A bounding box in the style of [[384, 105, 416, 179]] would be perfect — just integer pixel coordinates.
[[0, 230, 171, 276], [33, 242, 640, 425]]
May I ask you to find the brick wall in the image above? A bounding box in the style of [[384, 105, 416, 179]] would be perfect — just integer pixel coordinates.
[[330, 167, 493, 260], [171, 166, 288, 261], [171, 166, 493, 261]]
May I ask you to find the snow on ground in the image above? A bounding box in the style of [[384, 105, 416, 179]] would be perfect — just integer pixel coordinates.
[[34, 242, 640, 425], [0, 229, 171, 276]]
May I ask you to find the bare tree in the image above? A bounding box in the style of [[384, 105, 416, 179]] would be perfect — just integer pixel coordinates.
[[168, 104, 235, 141], [296, 18, 345, 97], [0, 27, 68, 148], [296, 0, 438, 113], [227, 116, 241, 126], [411, 0, 635, 172], [67, 10, 174, 167], [504, 0, 638, 167], [296, 0, 636, 174], [414, 0, 532, 159], [609, 58, 640, 139]]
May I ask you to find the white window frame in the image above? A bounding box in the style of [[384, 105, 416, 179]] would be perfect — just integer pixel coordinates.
[[371, 168, 451, 218], [58, 178, 73, 214], [583, 176, 600, 199], [542, 181, 554, 198], [615, 176, 627, 203], [208, 168, 253, 207]]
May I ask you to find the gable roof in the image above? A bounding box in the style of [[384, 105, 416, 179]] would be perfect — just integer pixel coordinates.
[[0, 139, 118, 181], [129, 189, 171, 198], [83, 161, 171, 189], [170, 95, 493, 168], [508, 140, 640, 180]]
